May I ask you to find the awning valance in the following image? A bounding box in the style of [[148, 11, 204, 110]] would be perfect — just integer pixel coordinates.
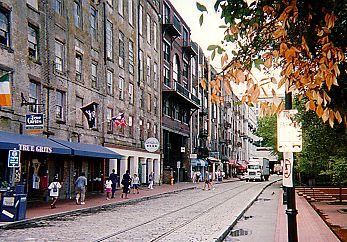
[[191, 158, 208, 167], [0, 131, 71, 155], [51, 139, 122, 159]]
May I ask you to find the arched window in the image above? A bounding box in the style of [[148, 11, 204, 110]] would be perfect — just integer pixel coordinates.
[[173, 54, 180, 82]]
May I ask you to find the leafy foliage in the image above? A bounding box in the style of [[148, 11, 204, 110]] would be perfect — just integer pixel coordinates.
[[295, 99, 347, 179], [197, 0, 347, 127], [255, 115, 278, 152]]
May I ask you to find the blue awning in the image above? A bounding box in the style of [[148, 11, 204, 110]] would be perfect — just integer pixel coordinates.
[[191, 158, 208, 167], [0, 131, 71, 155], [51, 139, 122, 159]]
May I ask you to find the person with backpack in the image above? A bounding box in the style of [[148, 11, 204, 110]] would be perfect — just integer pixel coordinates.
[[48, 177, 62, 209], [75, 172, 87, 205]]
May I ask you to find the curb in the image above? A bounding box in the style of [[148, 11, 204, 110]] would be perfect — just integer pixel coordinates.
[[0, 185, 196, 230], [214, 179, 281, 242]]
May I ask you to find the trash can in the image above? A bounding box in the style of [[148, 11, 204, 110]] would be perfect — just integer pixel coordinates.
[[16, 194, 27, 221]]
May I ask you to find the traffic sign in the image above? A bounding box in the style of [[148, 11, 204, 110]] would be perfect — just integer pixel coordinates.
[[283, 152, 294, 187], [277, 110, 302, 152], [8, 149, 20, 168], [177, 161, 181, 168]]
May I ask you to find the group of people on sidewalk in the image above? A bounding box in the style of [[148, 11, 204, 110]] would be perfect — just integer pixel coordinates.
[[47, 170, 155, 208]]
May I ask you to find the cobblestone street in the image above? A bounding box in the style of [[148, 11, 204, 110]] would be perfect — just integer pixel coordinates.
[[0, 180, 274, 242]]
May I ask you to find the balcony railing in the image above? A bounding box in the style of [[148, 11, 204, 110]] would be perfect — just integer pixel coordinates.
[[191, 94, 200, 106], [175, 82, 190, 99], [163, 15, 181, 37]]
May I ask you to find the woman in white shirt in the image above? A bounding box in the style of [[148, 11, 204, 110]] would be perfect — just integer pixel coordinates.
[[48, 177, 62, 209], [132, 174, 140, 194]]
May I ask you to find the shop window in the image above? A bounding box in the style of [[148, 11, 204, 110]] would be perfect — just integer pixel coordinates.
[[0, 8, 10, 47]]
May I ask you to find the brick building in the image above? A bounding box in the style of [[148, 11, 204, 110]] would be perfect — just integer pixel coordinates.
[[0, 0, 161, 202]]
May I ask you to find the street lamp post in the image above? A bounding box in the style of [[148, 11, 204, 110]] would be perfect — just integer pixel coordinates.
[[285, 92, 298, 242]]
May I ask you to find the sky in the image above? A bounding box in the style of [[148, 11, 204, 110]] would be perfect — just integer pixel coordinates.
[[170, 0, 284, 98], [170, 0, 225, 70]]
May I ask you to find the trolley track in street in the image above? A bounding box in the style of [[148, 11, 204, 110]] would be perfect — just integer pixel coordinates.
[[93, 182, 256, 242]]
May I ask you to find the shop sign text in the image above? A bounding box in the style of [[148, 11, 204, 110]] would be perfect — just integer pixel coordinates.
[[19, 144, 53, 153]]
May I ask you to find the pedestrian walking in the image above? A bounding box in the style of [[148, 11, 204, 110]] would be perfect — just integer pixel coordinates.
[[48, 177, 62, 209], [132, 174, 140, 194], [203, 171, 211, 190], [192, 171, 197, 183], [196, 171, 201, 183], [105, 177, 112, 200], [75, 172, 87, 205], [109, 169, 118, 198], [148, 172, 154, 189], [121, 170, 131, 198]]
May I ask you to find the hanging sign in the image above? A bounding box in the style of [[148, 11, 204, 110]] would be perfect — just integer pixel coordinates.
[[25, 113, 44, 134], [8, 149, 21, 168], [283, 152, 294, 187], [144, 137, 160, 152]]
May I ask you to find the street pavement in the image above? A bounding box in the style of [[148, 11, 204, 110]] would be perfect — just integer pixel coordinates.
[[0, 179, 274, 241], [224, 181, 281, 242]]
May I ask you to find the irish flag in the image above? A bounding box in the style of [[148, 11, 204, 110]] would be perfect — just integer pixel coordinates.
[[0, 73, 11, 107]]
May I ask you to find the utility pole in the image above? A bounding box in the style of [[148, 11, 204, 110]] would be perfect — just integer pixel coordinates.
[[284, 91, 298, 242]]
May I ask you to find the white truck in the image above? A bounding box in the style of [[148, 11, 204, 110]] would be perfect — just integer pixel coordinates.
[[246, 158, 270, 182]]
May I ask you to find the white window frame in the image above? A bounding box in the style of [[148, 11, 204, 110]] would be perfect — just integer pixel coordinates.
[[91, 62, 97, 87], [128, 0, 133, 25], [73, 1, 82, 28], [90, 6, 97, 39], [128, 40, 134, 74], [146, 56, 151, 84], [146, 14, 151, 44], [106, 20, 113, 59], [107, 69, 113, 95], [119, 76, 124, 100], [56, 90, 65, 121], [118, 0, 123, 16], [153, 22, 157, 50], [119, 31, 125, 68], [55, 40, 64, 72], [128, 83, 134, 104], [138, 5, 143, 36], [27, 0, 38, 10], [28, 24, 39, 60]]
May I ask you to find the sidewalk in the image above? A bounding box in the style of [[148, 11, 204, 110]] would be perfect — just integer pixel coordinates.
[[275, 190, 340, 242], [0, 178, 238, 229]]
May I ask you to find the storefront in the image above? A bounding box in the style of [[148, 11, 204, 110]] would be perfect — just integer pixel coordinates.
[[190, 158, 208, 181], [0, 131, 122, 204]]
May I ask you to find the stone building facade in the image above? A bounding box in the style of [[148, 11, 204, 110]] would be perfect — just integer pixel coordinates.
[[0, 0, 161, 201]]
